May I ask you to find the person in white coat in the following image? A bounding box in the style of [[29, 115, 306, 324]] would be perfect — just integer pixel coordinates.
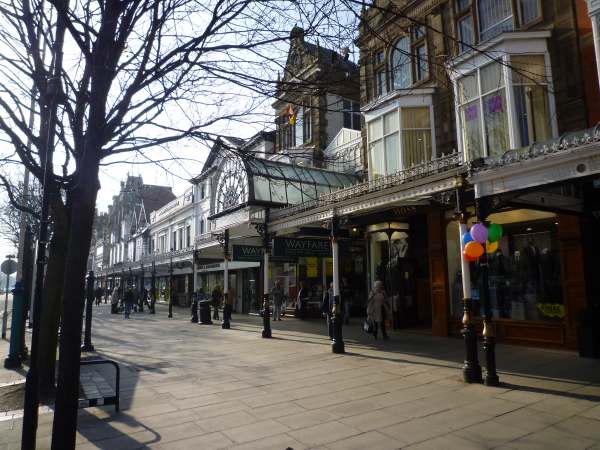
[[367, 280, 392, 340]]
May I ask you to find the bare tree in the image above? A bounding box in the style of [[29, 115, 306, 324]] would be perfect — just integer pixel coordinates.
[[0, 1, 362, 448]]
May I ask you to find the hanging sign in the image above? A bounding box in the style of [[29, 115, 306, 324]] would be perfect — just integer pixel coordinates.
[[272, 237, 331, 258], [233, 245, 264, 262]]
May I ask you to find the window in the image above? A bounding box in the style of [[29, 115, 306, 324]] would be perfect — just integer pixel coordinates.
[[295, 108, 303, 147], [390, 30, 428, 90], [367, 107, 433, 179], [412, 26, 428, 82], [455, 1, 474, 54], [517, 0, 541, 26], [373, 50, 387, 97], [186, 225, 191, 248], [402, 107, 432, 167], [391, 37, 411, 89], [457, 56, 552, 160], [342, 99, 361, 130], [303, 107, 312, 142], [478, 0, 513, 42], [511, 55, 551, 146], [172, 231, 177, 251], [454, 0, 541, 51]]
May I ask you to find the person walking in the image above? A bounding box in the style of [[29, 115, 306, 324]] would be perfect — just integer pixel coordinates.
[[94, 286, 103, 306], [124, 285, 135, 319], [297, 281, 309, 320], [110, 285, 121, 314], [271, 280, 284, 321], [211, 284, 222, 320], [322, 282, 333, 338], [341, 277, 352, 325], [367, 280, 391, 340]]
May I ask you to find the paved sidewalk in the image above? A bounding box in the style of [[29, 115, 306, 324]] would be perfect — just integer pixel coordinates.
[[1, 304, 600, 449]]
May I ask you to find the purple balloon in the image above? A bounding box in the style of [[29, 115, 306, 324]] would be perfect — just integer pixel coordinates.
[[470, 223, 488, 244], [462, 233, 473, 246]]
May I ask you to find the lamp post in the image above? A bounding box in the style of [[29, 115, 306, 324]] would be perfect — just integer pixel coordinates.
[[455, 178, 482, 384], [330, 216, 344, 354], [169, 249, 173, 318], [139, 262, 144, 312], [221, 230, 231, 329], [255, 218, 272, 338], [1, 254, 16, 340], [476, 198, 500, 387], [81, 271, 95, 352], [150, 260, 156, 314]]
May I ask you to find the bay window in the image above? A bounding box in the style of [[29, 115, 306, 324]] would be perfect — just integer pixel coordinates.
[[456, 54, 552, 160], [368, 106, 433, 179]]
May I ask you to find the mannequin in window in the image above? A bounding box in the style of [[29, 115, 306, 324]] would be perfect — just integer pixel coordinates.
[[522, 238, 541, 295]]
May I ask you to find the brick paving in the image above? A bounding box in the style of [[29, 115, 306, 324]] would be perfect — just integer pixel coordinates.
[[1, 303, 600, 449]]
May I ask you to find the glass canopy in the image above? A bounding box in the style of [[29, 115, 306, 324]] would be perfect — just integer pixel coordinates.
[[212, 153, 359, 218]]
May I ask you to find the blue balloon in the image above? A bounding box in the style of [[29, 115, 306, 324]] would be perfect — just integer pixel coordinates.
[[462, 233, 473, 246]]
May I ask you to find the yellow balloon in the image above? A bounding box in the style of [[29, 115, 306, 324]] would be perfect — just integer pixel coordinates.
[[486, 240, 499, 254]]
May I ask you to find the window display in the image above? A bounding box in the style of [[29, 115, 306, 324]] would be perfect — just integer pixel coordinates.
[[447, 209, 563, 322]]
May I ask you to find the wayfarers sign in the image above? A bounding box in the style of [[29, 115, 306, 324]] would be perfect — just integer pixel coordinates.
[[232, 245, 264, 262], [272, 237, 331, 258]]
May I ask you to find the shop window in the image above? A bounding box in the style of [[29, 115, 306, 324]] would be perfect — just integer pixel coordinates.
[[367, 106, 433, 179], [446, 209, 563, 322], [456, 56, 551, 160]]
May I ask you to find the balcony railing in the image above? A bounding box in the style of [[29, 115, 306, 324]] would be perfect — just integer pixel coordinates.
[[270, 151, 463, 219]]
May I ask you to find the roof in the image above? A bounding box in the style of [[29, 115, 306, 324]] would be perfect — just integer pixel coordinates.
[[210, 153, 360, 219], [140, 184, 176, 215], [304, 42, 358, 72]]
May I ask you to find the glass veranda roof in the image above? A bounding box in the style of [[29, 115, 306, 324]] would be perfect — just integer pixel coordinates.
[[212, 153, 359, 218]]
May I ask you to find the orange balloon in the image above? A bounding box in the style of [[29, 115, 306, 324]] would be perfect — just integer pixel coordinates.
[[464, 241, 484, 259], [463, 252, 478, 262]]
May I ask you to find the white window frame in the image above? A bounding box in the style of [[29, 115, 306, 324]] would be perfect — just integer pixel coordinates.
[[365, 91, 436, 180], [451, 32, 558, 161], [342, 99, 361, 130]]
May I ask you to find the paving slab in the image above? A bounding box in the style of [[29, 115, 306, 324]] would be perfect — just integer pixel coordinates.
[[0, 305, 599, 449]]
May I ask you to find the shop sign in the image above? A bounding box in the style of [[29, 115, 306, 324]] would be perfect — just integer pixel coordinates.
[[536, 303, 566, 319], [272, 237, 331, 258], [233, 245, 264, 262]]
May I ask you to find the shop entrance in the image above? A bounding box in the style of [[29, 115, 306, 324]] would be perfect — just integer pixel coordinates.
[[369, 216, 433, 330]]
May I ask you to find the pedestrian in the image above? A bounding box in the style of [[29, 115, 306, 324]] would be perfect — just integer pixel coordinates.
[[297, 281, 309, 320], [341, 277, 352, 325], [271, 280, 284, 321], [322, 282, 333, 338], [211, 284, 222, 320], [94, 286, 103, 306], [110, 285, 120, 314], [124, 285, 135, 319], [142, 287, 150, 309], [366, 280, 391, 340]]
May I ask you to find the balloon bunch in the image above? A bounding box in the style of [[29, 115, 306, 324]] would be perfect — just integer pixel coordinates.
[[462, 223, 503, 262]]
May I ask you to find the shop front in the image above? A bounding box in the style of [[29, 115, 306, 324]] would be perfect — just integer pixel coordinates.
[[447, 208, 582, 347]]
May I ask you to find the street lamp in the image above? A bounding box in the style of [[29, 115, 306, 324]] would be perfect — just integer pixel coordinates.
[[1, 254, 16, 340], [169, 248, 173, 318]]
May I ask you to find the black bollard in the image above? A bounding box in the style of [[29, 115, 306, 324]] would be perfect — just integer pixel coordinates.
[[81, 271, 95, 352], [331, 295, 345, 354], [191, 297, 198, 323], [262, 294, 272, 338], [461, 297, 483, 383], [222, 293, 231, 329], [199, 300, 212, 324]]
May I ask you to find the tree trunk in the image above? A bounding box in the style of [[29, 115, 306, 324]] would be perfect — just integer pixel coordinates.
[[51, 161, 99, 450], [37, 198, 69, 394]]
